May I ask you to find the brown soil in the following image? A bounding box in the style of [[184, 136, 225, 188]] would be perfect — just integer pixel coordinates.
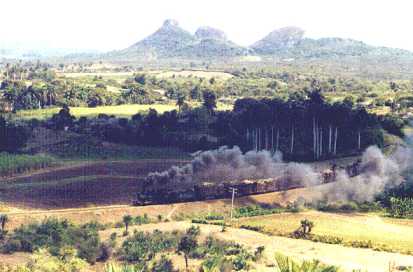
[[0, 160, 187, 209]]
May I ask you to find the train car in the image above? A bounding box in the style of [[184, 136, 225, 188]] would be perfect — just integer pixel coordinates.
[[224, 180, 258, 196], [195, 182, 226, 200], [135, 159, 364, 206], [256, 178, 278, 193]]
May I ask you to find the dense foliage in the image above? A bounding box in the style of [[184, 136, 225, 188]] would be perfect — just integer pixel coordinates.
[[1, 218, 102, 264], [53, 91, 391, 161]]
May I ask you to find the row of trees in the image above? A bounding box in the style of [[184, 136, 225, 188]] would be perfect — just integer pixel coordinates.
[[230, 91, 380, 160], [46, 90, 393, 161]]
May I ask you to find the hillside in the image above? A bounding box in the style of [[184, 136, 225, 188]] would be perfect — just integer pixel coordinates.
[[101, 20, 413, 66], [106, 20, 249, 60]]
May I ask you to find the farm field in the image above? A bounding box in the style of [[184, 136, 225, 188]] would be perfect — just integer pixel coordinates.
[[60, 69, 234, 80], [234, 210, 413, 254], [2, 207, 413, 271], [0, 160, 188, 209], [13, 102, 233, 120]]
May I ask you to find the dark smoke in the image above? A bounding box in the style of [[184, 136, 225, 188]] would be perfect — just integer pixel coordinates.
[[146, 145, 411, 203], [146, 146, 319, 188]]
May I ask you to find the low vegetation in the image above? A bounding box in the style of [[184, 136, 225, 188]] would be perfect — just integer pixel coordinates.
[[234, 211, 413, 255], [0, 152, 55, 176], [0, 218, 103, 263]]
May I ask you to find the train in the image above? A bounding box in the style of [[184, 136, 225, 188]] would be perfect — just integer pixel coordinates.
[[133, 159, 362, 206]]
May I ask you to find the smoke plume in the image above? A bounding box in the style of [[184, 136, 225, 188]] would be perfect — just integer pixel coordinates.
[[146, 145, 411, 203], [320, 146, 411, 202]]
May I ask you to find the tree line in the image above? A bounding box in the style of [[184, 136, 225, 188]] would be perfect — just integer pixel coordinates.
[[41, 90, 401, 161]]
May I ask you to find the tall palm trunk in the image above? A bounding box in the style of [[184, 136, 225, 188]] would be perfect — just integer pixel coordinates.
[[319, 128, 323, 157], [290, 125, 294, 154], [334, 127, 338, 155], [271, 127, 274, 152], [358, 131, 361, 150], [313, 117, 317, 159], [328, 125, 332, 153]]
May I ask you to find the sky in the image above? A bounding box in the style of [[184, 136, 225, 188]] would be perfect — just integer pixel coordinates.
[[1, 0, 412, 52]]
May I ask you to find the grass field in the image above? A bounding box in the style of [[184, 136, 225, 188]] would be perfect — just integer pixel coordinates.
[[234, 211, 413, 254], [14, 104, 178, 120], [14, 103, 233, 120]]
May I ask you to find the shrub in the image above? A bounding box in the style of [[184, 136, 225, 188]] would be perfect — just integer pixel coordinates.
[[389, 197, 413, 218], [204, 213, 225, 220], [234, 205, 284, 218], [151, 255, 176, 272], [239, 225, 263, 232], [1, 218, 101, 264], [274, 253, 339, 272], [119, 230, 180, 263]]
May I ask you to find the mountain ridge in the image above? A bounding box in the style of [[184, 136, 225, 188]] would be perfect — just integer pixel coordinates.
[[104, 19, 413, 61]]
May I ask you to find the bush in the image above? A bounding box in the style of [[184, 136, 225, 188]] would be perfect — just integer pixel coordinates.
[[1, 218, 101, 263], [234, 205, 284, 218], [274, 253, 340, 272], [239, 225, 263, 232], [389, 197, 413, 218], [204, 213, 225, 221], [0, 248, 87, 272], [119, 230, 181, 263], [151, 255, 176, 272]]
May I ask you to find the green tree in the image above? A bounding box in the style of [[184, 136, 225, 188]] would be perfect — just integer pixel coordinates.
[[202, 90, 217, 115], [178, 235, 198, 271]]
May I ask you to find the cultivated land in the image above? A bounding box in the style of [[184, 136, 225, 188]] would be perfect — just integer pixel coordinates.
[[0, 160, 187, 209], [12, 102, 233, 120], [234, 211, 413, 254], [1, 155, 413, 270], [1, 67, 413, 271], [2, 205, 413, 271]]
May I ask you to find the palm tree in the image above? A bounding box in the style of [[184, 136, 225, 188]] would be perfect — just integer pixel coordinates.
[[0, 214, 8, 232], [202, 90, 217, 115], [122, 215, 133, 234], [178, 234, 198, 271], [176, 95, 185, 112]]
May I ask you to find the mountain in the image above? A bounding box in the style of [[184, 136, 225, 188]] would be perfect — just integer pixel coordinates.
[[70, 20, 413, 69], [252, 26, 413, 60], [107, 20, 250, 60], [252, 26, 305, 54], [123, 19, 196, 59]]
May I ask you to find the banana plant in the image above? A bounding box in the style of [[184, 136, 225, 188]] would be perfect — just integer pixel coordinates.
[[275, 253, 339, 272]]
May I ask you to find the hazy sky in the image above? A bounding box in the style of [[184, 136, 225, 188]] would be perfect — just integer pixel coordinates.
[[1, 0, 412, 52]]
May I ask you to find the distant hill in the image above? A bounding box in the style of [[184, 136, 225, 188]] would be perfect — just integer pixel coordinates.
[[106, 19, 250, 60], [252, 27, 413, 60], [103, 20, 413, 63]]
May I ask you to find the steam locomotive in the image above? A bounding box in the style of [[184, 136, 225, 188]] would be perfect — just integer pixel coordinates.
[[133, 160, 362, 206]]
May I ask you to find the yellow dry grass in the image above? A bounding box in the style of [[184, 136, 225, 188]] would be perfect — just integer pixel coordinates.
[[235, 210, 413, 253]]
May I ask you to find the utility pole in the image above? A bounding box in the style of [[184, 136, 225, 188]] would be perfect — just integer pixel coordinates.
[[229, 187, 238, 221]]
